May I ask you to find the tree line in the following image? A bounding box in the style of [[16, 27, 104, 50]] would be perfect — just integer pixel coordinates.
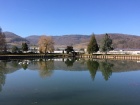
[[11, 35, 55, 54], [0, 27, 113, 54], [0, 27, 55, 54], [87, 33, 113, 54]]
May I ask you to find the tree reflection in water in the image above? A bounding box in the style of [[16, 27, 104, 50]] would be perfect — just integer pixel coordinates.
[[0, 61, 6, 92], [65, 58, 76, 67], [86, 59, 114, 81], [18, 60, 30, 70], [1, 58, 137, 91], [21, 63, 28, 70], [87, 60, 99, 80], [37, 59, 54, 78], [99, 60, 114, 81]]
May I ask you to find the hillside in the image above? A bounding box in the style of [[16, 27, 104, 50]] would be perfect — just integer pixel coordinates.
[[26, 33, 140, 50], [4, 31, 140, 50], [103, 33, 140, 50], [25, 35, 40, 45], [25, 35, 90, 46], [4, 32, 29, 47]]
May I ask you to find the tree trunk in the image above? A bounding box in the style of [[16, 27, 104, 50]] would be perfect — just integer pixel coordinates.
[[45, 46, 47, 55]]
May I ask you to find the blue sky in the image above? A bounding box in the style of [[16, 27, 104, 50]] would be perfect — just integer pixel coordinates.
[[0, 0, 140, 37]]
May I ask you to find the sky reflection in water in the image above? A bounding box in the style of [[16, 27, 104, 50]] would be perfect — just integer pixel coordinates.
[[0, 58, 140, 105]]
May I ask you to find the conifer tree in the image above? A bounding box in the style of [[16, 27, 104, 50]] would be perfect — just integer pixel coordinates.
[[101, 33, 113, 54], [0, 27, 6, 53], [87, 34, 99, 54], [12, 46, 19, 53], [22, 43, 28, 52]]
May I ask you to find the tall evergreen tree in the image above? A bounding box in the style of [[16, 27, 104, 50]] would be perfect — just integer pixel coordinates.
[[0, 27, 6, 53], [22, 43, 28, 52], [12, 46, 19, 53], [101, 33, 113, 54], [87, 34, 99, 54]]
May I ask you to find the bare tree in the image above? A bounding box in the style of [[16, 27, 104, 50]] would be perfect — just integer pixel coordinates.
[[0, 28, 6, 53], [38, 35, 54, 54]]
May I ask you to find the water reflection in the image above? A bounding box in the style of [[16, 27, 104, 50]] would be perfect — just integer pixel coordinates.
[[65, 58, 76, 67], [1, 59, 140, 105], [0, 60, 22, 91], [87, 60, 99, 80], [37, 59, 54, 78], [0, 59, 140, 84], [99, 60, 113, 81], [0, 61, 6, 92]]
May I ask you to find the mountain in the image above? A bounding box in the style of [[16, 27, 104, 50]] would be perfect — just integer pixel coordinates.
[[25, 34, 90, 45], [25, 35, 91, 49], [25, 35, 40, 45], [4, 32, 29, 47], [4, 31, 140, 50], [103, 33, 140, 50], [26, 33, 140, 50]]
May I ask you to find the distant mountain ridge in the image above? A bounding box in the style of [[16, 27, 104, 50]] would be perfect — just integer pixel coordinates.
[[4, 31, 140, 49], [4, 32, 29, 47], [25, 33, 140, 49]]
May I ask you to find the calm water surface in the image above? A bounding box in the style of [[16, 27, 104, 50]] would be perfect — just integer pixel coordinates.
[[0, 58, 140, 105]]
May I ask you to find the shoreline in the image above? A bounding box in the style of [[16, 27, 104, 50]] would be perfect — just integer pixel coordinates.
[[1, 54, 140, 60]]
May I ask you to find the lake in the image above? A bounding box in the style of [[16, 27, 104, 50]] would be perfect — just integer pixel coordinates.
[[0, 58, 140, 105]]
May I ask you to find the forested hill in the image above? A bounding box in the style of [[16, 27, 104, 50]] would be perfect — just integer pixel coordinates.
[[4, 31, 140, 49]]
